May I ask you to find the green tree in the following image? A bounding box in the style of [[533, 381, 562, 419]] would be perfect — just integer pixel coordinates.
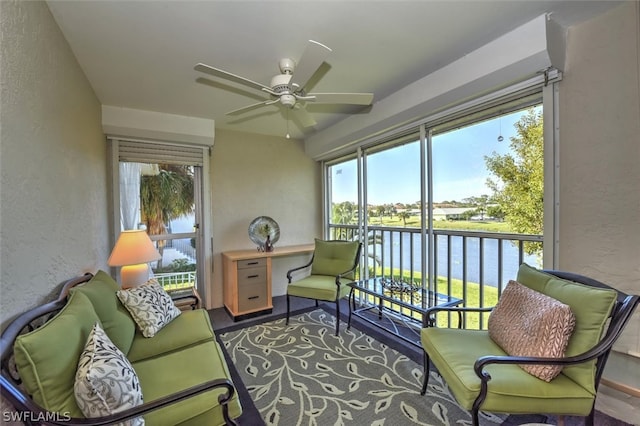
[[331, 201, 357, 239], [398, 211, 411, 226], [485, 108, 543, 254], [141, 164, 194, 267], [463, 194, 490, 220], [376, 205, 385, 224]]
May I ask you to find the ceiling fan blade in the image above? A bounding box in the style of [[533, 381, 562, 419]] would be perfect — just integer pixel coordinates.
[[289, 40, 332, 91], [292, 107, 317, 128], [226, 99, 278, 116], [195, 63, 272, 93], [306, 92, 374, 105]]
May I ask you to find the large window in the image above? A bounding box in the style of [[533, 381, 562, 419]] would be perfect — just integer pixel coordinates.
[[325, 88, 547, 326]]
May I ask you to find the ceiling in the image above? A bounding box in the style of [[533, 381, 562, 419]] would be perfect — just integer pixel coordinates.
[[46, 1, 620, 141]]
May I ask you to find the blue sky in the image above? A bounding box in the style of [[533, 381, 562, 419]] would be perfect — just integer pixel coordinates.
[[331, 108, 534, 204]]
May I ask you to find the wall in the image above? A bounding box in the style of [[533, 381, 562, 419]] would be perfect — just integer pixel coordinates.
[[210, 129, 321, 307], [0, 0, 108, 326], [559, 1, 640, 361]]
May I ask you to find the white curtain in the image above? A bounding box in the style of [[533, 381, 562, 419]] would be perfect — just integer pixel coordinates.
[[119, 162, 142, 230]]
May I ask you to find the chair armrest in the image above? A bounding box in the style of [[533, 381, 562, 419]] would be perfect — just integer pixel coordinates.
[[1, 373, 238, 426], [334, 265, 359, 286], [286, 257, 314, 282], [424, 306, 494, 328]]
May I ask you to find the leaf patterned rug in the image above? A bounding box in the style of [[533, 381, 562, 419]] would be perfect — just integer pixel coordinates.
[[218, 309, 506, 426]]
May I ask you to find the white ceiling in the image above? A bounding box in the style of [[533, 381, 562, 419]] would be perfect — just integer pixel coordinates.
[[46, 1, 620, 141]]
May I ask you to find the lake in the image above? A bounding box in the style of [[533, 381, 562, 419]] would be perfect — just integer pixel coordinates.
[[370, 231, 540, 287]]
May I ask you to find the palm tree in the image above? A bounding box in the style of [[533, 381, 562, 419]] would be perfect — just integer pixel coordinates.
[[140, 164, 194, 268], [398, 211, 411, 226]]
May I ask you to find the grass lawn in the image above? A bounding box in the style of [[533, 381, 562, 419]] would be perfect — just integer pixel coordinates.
[[370, 217, 512, 233]]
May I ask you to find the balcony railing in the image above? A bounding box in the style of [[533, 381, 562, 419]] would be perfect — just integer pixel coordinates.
[[329, 223, 543, 329], [153, 271, 196, 290]]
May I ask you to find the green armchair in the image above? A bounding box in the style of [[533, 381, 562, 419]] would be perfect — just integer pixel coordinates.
[[286, 239, 362, 335], [420, 264, 639, 426]]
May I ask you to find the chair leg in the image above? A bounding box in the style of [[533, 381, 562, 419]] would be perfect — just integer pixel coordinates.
[[335, 298, 340, 336], [286, 294, 290, 325], [471, 408, 480, 426], [421, 351, 430, 395]]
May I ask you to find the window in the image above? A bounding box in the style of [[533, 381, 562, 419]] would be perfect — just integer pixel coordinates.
[[109, 139, 212, 302], [324, 81, 552, 328]]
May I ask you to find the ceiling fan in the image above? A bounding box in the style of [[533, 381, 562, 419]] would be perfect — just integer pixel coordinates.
[[194, 40, 374, 129]]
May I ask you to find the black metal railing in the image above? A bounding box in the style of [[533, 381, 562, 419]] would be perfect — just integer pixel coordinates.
[[330, 223, 543, 329]]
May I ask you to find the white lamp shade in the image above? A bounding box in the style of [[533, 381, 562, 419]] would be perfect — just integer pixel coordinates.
[[108, 230, 161, 266]]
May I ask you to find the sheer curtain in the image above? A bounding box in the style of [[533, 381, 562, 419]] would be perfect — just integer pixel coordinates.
[[119, 162, 142, 231]]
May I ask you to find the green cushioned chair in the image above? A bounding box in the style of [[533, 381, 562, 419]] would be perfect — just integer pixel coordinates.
[[286, 239, 362, 335], [420, 264, 639, 426]]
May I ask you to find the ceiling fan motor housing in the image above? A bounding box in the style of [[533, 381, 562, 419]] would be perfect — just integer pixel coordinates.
[[270, 73, 293, 94]]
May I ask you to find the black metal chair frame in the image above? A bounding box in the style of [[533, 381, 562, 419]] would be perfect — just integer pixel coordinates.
[[420, 270, 639, 426], [0, 273, 238, 426], [285, 241, 362, 336]]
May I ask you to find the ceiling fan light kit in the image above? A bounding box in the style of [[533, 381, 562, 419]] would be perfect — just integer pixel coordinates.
[[195, 40, 374, 137]]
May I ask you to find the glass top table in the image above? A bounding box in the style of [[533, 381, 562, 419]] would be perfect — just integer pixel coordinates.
[[347, 277, 463, 347]]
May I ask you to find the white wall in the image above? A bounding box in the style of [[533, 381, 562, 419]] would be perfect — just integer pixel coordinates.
[[559, 2, 640, 357], [0, 0, 108, 326], [210, 129, 321, 307]]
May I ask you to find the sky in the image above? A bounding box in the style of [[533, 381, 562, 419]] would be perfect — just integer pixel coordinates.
[[330, 107, 537, 204]]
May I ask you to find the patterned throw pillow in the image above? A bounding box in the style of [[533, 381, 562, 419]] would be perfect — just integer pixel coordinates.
[[74, 323, 144, 425], [488, 280, 576, 382], [117, 279, 181, 338]]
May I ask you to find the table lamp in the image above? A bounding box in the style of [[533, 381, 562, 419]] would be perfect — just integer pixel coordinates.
[[108, 230, 161, 289]]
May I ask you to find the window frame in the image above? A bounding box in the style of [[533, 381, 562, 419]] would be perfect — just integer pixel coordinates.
[[323, 74, 559, 273]]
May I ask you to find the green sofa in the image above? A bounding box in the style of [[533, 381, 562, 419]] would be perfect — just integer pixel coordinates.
[[420, 264, 639, 426], [0, 271, 242, 425]]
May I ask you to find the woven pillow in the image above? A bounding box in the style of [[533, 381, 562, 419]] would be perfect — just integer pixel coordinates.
[[488, 280, 576, 381], [117, 279, 181, 338], [74, 323, 144, 425]]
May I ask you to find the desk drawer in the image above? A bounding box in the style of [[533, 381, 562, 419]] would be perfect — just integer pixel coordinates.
[[237, 266, 267, 286], [237, 258, 266, 269], [238, 281, 268, 312]]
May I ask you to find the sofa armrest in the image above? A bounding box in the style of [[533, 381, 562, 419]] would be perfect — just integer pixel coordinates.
[[1, 374, 238, 426]]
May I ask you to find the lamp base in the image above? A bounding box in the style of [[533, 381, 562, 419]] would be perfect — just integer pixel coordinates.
[[121, 264, 151, 289]]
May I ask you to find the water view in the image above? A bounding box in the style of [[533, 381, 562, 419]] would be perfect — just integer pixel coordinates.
[[372, 231, 538, 288]]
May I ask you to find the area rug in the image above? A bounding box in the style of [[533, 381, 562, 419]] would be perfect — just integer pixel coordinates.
[[218, 309, 507, 426]]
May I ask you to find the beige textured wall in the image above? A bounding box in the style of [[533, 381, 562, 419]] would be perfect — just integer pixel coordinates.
[[210, 129, 321, 307], [559, 1, 640, 356], [0, 1, 108, 326]]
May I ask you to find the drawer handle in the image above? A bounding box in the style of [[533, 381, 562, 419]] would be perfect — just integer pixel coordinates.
[[248, 296, 259, 300], [247, 261, 259, 265], [247, 274, 259, 278]]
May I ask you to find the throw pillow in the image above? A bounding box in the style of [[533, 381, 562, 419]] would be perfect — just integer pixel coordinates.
[[74, 323, 144, 425], [488, 280, 576, 382], [117, 279, 181, 338]]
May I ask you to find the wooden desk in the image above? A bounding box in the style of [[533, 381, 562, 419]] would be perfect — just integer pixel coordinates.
[[222, 244, 314, 321]]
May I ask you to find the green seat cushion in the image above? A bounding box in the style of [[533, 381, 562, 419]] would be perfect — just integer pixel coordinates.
[[422, 327, 594, 415], [516, 263, 618, 393], [71, 270, 136, 354], [287, 274, 352, 302], [133, 340, 242, 425], [14, 291, 99, 416], [128, 309, 216, 362], [310, 239, 359, 280]]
